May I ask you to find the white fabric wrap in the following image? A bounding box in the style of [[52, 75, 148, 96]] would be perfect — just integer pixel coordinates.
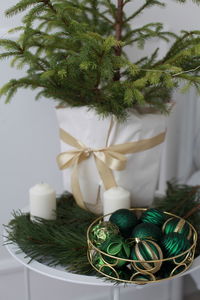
[[56, 107, 167, 213]]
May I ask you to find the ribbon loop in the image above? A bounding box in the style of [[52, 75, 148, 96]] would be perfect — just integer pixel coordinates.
[[57, 128, 166, 210]]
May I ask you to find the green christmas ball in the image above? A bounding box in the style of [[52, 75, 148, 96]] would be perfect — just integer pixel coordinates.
[[162, 217, 192, 240], [102, 266, 131, 280], [161, 232, 191, 259], [100, 235, 131, 268], [93, 254, 118, 278], [141, 208, 167, 227], [99, 265, 131, 280], [156, 262, 172, 279], [131, 223, 162, 241], [130, 272, 156, 283], [131, 239, 163, 274], [90, 221, 119, 247], [109, 209, 138, 238], [158, 262, 187, 279]]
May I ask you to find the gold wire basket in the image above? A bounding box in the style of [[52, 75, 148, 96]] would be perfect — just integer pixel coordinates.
[[87, 208, 197, 285]]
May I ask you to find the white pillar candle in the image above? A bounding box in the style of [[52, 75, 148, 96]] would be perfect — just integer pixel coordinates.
[[103, 186, 131, 220], [29, 183, 56, 221]]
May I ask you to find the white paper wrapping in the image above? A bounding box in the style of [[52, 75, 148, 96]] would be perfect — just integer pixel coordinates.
[[56, 107, 167, 213]]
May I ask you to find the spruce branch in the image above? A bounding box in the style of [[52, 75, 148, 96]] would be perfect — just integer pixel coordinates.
[[124, 0, 165, 24], [71, 2, 114, 25], [0, 0, 200, 118], [5, 0, 40, 17]]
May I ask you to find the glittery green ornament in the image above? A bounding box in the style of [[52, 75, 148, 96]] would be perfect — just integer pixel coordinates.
[[100, 235, 131, 268], [161, 232, 191, 259], [162, 217, 192, 240], [90, 221, 119, 247], [131, 223, 162, 241], [109, 209, 138, 237], [131, 239, 163, 274], [141, 208, 167, 227]]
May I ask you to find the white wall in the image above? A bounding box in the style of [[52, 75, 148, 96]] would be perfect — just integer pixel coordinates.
[[0, 63, 64, 261], [0, 1, 200, 299]]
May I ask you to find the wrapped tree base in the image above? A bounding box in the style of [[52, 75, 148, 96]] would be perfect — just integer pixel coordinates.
[[56, 107, 167, 214]]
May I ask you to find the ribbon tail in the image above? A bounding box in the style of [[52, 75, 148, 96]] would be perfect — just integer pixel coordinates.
[[94, 155, 117, 190], [71, 156, 88, 210], [108, 131, 166, 154]]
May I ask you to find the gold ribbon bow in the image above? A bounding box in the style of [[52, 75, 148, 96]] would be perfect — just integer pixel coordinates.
[[57, 128, 166, 210]]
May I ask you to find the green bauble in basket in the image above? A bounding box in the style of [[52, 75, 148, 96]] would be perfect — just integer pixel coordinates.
[[130, 272, 156, 283], [98, 262, 131, 280], [90, 221, 119, 247], [93, 253, 119, 278], [109, 209, 138, 238], [99, 265, 131, 281], [131, 223, 162, 241], [100, 235, 131, 268], [141, 208, 167, 227], [131, 239, 163, 274], [158, 261, 187, 279], [162, 217, 192, 240], [161, 232, 191, 260], [100, 266, 131, 280]]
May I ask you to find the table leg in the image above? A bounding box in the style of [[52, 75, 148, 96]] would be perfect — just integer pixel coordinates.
[[111, 286, 120, 300], [24, 267, 31, 300], [169, 277, 183, 300]]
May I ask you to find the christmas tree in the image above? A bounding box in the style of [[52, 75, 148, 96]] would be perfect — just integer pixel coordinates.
[[0, 0, 200, 118]]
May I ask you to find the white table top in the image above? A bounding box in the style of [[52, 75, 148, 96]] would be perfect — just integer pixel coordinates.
[[5, 234, 200, 289]]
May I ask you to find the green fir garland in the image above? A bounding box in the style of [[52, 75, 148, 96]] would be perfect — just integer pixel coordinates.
[[4, 182, 200, 280], [5, 193, 98, 276]]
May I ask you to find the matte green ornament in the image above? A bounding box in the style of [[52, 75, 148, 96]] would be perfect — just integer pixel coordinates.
[[131, 223, 162, 241], [109, 209, 138, 238], [141, 208, 167, 227], [162, 217, 192, 240], [156, 262, 172, 279], [161, 232, 191, 259], [131, 239, 163, 274], [99, 265, 131, 280], [158, 262, 187, 278], [90, 221, 119, 247], [100, 266, 131, 280], [130, 272, 156, 282], [100, 235, 131, 268]]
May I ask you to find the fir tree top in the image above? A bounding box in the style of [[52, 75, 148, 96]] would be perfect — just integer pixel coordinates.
[[0, 0, 200, 119]]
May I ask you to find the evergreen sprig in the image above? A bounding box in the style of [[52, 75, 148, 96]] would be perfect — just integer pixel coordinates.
[[5, 193, 98, 275], [0, 0, 200, 118], [154, 181, 200, 255]]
